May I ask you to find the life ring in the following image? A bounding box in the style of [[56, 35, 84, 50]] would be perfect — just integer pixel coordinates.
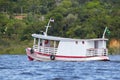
[[30, 48, 34, 54], [45, 40, 49, 44], [50, 55, 55, 60]]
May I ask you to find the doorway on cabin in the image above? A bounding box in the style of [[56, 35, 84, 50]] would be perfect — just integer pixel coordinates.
[[94, 41, 98, 49]]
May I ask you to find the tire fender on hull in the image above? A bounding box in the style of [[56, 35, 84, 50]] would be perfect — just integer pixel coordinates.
[[50, 55, 55, 60], [30, 48, 34, 54]]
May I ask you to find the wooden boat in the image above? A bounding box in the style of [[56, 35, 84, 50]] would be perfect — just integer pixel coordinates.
[[26, 19, 109, 61]]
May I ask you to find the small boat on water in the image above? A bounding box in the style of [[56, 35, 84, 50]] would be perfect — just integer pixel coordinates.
[[26, 18, 109, 61]]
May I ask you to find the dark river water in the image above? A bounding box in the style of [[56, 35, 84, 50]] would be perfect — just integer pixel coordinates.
[[0, 55, 120, 80]]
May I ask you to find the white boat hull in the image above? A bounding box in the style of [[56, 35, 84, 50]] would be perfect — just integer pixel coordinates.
[[26, 48, 109, 61]]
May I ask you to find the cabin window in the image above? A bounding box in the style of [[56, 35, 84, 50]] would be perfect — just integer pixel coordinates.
[[41, 39, 59, 48], [82, 41, 84, 44], [48, 40, 59, 48], [75, 41, 78, 44]]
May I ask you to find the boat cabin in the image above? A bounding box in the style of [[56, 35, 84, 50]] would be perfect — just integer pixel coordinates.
[[32, 34, 108, 57]]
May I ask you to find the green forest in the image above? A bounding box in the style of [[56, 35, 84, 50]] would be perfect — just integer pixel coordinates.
[[0, 0, 120, 54]]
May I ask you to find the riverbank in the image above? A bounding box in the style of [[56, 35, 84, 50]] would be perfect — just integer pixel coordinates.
[[0, 39, 33, 54], [0, 0, 120, 55], [109, 39, 120, 54]]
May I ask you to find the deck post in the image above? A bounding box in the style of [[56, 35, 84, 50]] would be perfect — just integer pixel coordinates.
[[33, 38, 36, 45], [42, 40, 45, 53], [53, 41, 56, 54], [33, 38, 36, 49], [38, 38, 40, 52], [102, 40, 105, 48]]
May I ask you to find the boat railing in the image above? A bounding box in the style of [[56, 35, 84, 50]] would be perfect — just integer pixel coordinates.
[[43, 47, 57, 55], [86, 48, 108, 56], [33, 45, 39, 51], [33, 45, 57, 55]]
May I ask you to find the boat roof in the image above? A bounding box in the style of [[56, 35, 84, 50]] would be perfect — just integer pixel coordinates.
[[32, 34, 108, 41]]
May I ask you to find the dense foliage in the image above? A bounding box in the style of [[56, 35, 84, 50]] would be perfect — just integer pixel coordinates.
[[0, 0, 120, 54]]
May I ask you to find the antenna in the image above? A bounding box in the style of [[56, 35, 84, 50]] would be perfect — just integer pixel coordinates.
[[102, 27, 107, 38], [44, 18, 54, 36]]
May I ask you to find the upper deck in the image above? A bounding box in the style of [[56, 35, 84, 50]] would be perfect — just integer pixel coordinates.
[[32, 34, 108, 41]]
